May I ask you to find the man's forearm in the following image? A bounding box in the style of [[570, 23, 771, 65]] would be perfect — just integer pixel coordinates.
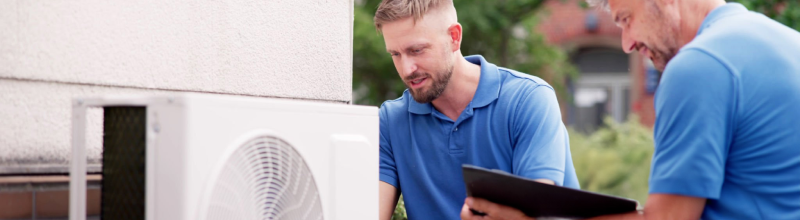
[[588, 194, 705, 220], [379, 181, 400, 220]]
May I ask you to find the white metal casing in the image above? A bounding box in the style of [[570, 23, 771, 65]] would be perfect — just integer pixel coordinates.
[[70, 93, 378, 220]]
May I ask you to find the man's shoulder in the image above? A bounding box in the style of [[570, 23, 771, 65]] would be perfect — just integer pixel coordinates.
[[378, 90, 414, 124], [666, 10, 788, 85], [660, 49, 734, 96], [682, 10, 797, 62], [667, 48, 727, 73], [497, 67, 554, 92], [379, 92, 408, 114], [491, 67, 560, 116]]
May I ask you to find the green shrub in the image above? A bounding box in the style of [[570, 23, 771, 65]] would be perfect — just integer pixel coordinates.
[[570, 116, 654, 205], [392, 195, 408, 220], [391, 116, 655, 218]]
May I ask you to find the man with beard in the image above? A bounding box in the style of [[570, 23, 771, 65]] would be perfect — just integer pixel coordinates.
[[461, 0, 800, 219], [374, 0, 580, 219]]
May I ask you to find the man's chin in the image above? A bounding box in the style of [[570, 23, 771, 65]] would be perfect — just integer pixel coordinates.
[[412, 97, 434, 104], [654, 63, 667, 72], [652, 57, 669, 72], [652, 51, 676, 72], [409, 89, 430, 103]]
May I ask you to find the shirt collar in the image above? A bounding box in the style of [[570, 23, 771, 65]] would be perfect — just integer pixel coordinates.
[[408, 55, 501, 114], [697, 3, 747, 36]]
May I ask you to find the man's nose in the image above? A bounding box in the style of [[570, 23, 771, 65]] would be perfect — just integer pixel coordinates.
[[621, 29, 637, 53], [401, 58, 418, 77]]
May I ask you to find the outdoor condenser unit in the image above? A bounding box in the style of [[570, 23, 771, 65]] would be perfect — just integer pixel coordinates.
[[69, 94, 378, 220]]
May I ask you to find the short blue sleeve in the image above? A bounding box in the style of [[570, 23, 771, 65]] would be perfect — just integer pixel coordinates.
[[512, 86, 567, 186], [378, 103, 400, 190], [649, 49, 736, 199]]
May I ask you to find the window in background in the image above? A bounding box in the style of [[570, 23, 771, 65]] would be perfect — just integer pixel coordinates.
[[569, 48, 630, 133]]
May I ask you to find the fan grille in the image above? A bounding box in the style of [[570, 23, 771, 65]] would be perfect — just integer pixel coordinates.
[[205, 135, 324, 220]]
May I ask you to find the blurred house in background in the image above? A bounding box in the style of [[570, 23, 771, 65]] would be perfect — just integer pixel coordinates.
[[537, 0, 658, 133]]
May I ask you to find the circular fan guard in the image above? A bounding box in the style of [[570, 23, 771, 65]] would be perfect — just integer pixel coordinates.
[[203, 135, 324, 220]]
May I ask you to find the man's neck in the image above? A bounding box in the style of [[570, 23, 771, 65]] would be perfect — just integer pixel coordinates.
[[677, 0, 727, 48], [431, 53, 482, 121]]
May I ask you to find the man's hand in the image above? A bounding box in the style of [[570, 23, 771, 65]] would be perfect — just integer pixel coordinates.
[[460, 197, 535, 220], [461, 178, 552, 220]]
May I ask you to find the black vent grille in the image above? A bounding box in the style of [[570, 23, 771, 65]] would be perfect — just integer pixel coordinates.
[[102, 107, 146, 220]]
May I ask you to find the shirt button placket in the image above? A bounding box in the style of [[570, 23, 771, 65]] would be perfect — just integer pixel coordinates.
[[448, 125, 457, 153]]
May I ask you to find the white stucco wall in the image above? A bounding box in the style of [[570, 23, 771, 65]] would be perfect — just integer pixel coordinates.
[[0, 0, 354, 173]]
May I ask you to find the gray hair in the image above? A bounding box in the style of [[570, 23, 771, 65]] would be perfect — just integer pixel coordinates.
[[586, 0, 610, 11]]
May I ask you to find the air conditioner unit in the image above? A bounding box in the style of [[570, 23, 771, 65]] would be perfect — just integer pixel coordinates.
[[69, 94, 378, 220]]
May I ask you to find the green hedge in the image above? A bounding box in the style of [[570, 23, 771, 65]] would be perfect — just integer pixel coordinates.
[[392, 195, 408, 220], [392, 116, 655, 219], [569, 116, 654, 205]]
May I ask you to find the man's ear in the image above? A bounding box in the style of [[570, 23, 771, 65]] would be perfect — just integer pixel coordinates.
[[448, 23, 463, 52]]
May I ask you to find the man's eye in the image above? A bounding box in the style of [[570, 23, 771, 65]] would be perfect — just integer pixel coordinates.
[[413, 49, 422, 54]]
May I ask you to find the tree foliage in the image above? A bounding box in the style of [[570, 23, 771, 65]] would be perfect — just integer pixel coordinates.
[[731, 0, 800, 31]]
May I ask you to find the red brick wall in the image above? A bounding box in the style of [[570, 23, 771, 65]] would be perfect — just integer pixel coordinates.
[[537, 0, 621, 45], [0, 175, 102, 219]]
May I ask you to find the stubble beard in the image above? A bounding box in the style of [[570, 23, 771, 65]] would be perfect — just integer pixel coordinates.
[[647, 2, 680, 71], [408, 64, 453, 103], [408, 50, 455, 103]]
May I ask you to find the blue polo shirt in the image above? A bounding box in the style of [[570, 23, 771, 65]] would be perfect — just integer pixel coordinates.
[[379, 55, 579, 220], [650, 3, 800, 219]]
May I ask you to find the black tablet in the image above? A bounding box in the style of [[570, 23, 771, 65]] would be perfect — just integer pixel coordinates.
[[462, 165, 639, 219]]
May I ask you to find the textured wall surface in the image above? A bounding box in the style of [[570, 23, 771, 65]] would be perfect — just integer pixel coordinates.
[[0, 80, 156, 173], [0, 0, 354, 173]]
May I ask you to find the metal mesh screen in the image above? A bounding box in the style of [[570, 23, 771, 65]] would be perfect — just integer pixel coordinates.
[[102, 107, 146, 220]]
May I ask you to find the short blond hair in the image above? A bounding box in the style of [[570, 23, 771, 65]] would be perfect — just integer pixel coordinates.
[[373, 0, 452, 33]]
